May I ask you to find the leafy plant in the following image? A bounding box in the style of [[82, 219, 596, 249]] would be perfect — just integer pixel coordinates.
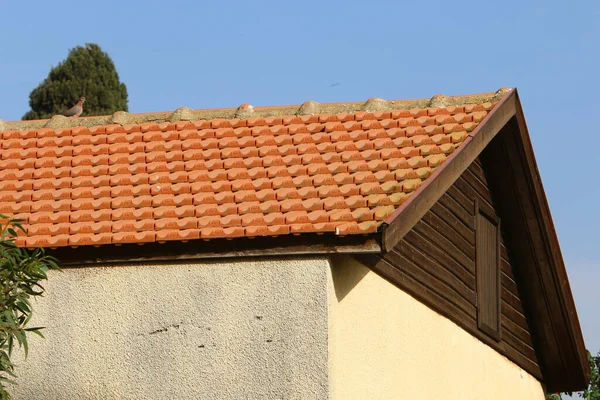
[[582, 350, 600, 400], [0, 215, 61, 399]]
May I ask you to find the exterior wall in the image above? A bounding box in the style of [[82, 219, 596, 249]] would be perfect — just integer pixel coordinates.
[[11, 257, 331, 400], [358, 156, 542, 379], [9, 248, 546, 399], [328, 255, 546, 400]]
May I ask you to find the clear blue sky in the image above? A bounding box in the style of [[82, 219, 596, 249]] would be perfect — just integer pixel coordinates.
[[1, 0, 598, 386]]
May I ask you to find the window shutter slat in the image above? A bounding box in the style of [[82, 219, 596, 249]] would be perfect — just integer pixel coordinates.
[[475, 200, 501, 341]]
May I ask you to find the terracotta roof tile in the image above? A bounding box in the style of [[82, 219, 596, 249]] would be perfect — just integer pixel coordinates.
[[70, 209, 112, 223], [323, 197, 347, 210], [264, 213, 285, 225], [276, 188, 301, 200], [296, 187, 318, 199], [389, 192, 409, 205], [25, 235, 69, 248], [352, 208, 374, 221], [155, 206, 196, 219], [156, 229, 200, 242], [28, 211, 70, 224], [69, 233, 112, 247], [359, 182, 383, 196], [381, 181, 400, 193], [72, 198, 112, 211], [32, 178, 71, 190], [202, 226, 244, 239], [112, 231, 156, 244], [214, 191, 235, 204], [329, 209, 353, 222], [71, 222, 115, 234], [0, 91, 503, 248], [335, 221, 379, 235], [26, 223, 70, 236]]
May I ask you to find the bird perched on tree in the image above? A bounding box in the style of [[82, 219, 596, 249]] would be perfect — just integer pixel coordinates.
[[62, 96, 86, 117]]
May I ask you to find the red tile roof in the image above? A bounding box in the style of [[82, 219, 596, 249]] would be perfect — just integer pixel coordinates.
[[0, 89, 509, 248]]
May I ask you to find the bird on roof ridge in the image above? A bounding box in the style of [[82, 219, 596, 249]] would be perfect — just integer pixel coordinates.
[[62, 96, 86, 117]]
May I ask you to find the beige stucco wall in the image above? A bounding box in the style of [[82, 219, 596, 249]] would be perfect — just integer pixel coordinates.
[[11, 257, 331, 400], [11, 254, 546, 400], [327, 255, 546, 400]]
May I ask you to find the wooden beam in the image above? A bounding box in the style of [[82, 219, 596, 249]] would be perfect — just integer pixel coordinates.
[[49, 233, 381, 267], [382, 90, 517, 251]]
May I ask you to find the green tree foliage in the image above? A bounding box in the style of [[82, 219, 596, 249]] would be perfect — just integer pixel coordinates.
[[22, 43, 128, 120], [546, 350, 600, 400], [582, 351, 600, 400], [0, 215, 61, 399]]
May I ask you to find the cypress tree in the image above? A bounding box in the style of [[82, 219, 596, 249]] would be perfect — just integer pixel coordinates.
[[22, 43, 128, 120]]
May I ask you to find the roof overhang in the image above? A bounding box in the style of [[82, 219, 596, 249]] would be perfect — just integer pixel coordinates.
[[49, 231, 381, 266]]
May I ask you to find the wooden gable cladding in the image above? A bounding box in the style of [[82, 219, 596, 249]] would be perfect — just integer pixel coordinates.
[[356, 156, 542, 380], [481, 115, 590, 391], [357, 90, 590, 392]]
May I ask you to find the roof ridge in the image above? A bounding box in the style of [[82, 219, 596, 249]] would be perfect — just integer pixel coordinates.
[[0, 88, 511, 133]]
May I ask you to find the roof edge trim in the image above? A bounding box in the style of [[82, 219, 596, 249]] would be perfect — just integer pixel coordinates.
[[510, 92, 591, 389]]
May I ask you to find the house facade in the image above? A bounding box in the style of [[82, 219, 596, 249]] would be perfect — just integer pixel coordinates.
[[0, 88, 589, 399]]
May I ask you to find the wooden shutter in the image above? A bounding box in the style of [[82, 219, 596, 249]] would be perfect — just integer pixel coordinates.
[[475, 200, 501, 341]]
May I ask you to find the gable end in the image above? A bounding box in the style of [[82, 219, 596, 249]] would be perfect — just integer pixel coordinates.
[[356, 156, 543, 381], [359, 90, 590, 393], [480, 113, 590, 392]]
